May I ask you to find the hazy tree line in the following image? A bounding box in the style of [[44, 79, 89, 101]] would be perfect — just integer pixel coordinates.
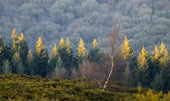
[[0, 29, 170, 92], [0, 29, 104, 78], [0, 0, 170, 53]]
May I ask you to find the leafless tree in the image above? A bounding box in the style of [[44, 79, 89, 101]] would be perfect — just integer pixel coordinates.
[[103, 23, 119, 90], [79, 61, 110, 83]]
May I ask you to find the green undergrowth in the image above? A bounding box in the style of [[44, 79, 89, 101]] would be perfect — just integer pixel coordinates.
[[0, 74, 169, 101]]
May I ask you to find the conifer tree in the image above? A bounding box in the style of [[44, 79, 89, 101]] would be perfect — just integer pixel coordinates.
[[11, 28, 18, 40], [49, 44, 62, 72], [151, 72, 164, 91], [77, 38, 87, 63], [17, 33, 29, 65], [151, 42, 169, 68], [65, 38, 72, 54], [25, 50, 34, 75], [120, 36, 134, 60], [134, 47, 150, 87], [12, 52, 24, 74], [159, 42, 169, 68], [120, 36, 136, 84], [34, 37, 48, 77], [151, 45, 160, 61], [2, 59, 12, 74], [88, 39, 104, 63], [58, 38, 65, 49], [10, 30, 29, 66], [58, 38, 74, 70], [137, 46, 149, 70], [0, 35, 11, 74]]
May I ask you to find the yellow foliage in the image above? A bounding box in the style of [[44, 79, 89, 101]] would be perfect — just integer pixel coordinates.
[[18, 33, 24, 41], [159, 42, 169, 68], [65, 38, 71, 54], [137, 46, 149, 69], [159, 41, 166, 55], [35, 37, 46, 56], [11, 40, 17, 51], [151, 45, 160, 60], [50, 44, 58, 58], [27, 49, 33, 60], [92, 39, 98, 48], [120, 36, 133, 60], [137, 88, 163, 101], [151, 42, 169, 68], [11, 28, 18, 40], [159, 48, 169, 68], [0, 46, 2, 53], [58, 38, 65, 49], [77, 38, 86, 58]]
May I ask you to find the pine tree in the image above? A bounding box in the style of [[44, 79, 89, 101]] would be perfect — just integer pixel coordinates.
[[92, 39, 98, 49], [49, 44, 61, 72], [135, 47, 150, 87], [137, 46, 149, 70], [77, 38, 87, 63], [151, 42, 169, 68], [120, 36, 136, 84], [58, 38, 65, 49], [34, 37, 48, 77], [120, 36, 134, 60], [151, 45, 160, 61], [58, 38, 74, 70], [151, 72, 164, 91], [159, 42, 169, 68], [11, 28, 18, 40], [17, 33, 29, 66], [12, 52, 24, 74], [88, 39, 104, 63], [25, 50, 34, 75], [65, 38, 71, 54], [10, 30, 29, 67], [2, 59, 12, 74]]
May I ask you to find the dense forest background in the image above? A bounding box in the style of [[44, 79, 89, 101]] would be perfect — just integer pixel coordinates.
[[0, 1, 170, 100], [0, 0, 170, 53]]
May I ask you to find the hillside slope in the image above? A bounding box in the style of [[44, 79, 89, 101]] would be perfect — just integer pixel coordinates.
[[0, 0, 170, 53]]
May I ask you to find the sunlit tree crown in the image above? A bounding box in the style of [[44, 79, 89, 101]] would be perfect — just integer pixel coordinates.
[[120, 36, 134, 60], [65, 38, 71, 54], [50, 44, 58, 58], [27, 49, 33, 60], [92, 39, 98, 48], [11, 28, 18, 40], [18, 33, 24, 41], [137, 46, 149, 69], [151, 45, 160, 60], [159, 42, 166, 55], [159, 42, 169, 68], [77, 38, 86, 58], [58, 38, 65, 49], [35, 37, 46, 56]]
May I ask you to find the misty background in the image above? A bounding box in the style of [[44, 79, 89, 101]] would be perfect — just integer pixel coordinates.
[[0, 0, 170, 54]]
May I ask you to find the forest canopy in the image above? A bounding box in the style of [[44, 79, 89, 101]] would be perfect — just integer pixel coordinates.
[[0, 0, 170, 53]]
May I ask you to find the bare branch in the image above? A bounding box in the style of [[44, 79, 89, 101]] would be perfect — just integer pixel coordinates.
[[103, 23, 119, 90]]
